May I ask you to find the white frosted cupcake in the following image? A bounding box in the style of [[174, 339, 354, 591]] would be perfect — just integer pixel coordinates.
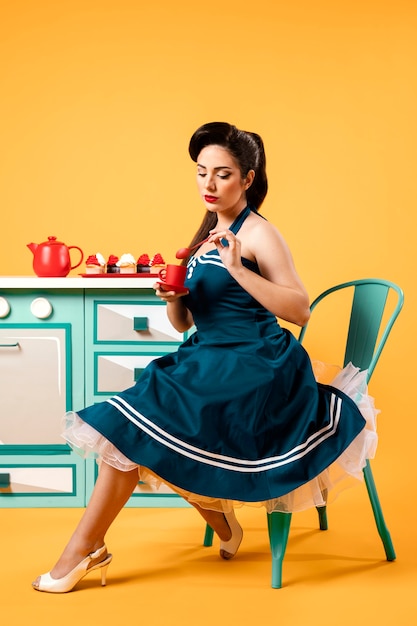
[[117, 253, 136, 274]]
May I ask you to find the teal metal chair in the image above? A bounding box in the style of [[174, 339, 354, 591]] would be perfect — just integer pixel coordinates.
[[202, 278, 404, 588]]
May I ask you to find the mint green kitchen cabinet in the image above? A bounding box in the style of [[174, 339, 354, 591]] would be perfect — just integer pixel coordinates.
[[0, 277, 189, 508]]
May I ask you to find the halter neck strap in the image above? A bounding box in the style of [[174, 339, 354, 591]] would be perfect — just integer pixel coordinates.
[[229, 205, 252, 235]]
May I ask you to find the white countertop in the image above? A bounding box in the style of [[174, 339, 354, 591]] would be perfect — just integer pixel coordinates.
[[0, 276, 158, 289]]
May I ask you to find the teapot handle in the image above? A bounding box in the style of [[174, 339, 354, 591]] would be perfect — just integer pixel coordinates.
[[68, 246, 84, 270]]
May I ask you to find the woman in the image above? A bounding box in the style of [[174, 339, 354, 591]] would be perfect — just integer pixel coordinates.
[[32, 122, 376, 593]]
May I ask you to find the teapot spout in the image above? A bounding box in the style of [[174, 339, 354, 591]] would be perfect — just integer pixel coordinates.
[[27, 242, 38, 255]]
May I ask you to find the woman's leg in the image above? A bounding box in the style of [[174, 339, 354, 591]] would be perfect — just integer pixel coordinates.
[[34, 462, 139, 582], [190, 502, 232, 541], [189, 502, 243, 560]]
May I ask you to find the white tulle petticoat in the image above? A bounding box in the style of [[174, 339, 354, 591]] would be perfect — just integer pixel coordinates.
[[62, 362, 378, 514]]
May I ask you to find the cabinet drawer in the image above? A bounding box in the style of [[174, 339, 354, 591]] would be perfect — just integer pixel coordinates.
[[94, 301, 183, 344], [95, 351, 171, 394], [0, 450, 86, 507], [0, 465, 73, 494]]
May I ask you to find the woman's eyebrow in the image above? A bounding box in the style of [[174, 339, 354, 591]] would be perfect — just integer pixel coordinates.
[[197, 164, 233, 170]]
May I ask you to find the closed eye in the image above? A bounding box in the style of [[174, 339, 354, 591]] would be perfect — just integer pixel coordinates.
[[197, 172, 230, 179]]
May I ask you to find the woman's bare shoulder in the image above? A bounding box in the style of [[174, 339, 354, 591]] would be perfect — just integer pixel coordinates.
[[248, 213, 291, 253]]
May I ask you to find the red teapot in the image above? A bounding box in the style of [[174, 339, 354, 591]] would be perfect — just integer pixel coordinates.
[[27, 236, 84, 277]]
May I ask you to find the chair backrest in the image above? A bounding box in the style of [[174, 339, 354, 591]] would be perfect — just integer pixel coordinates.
[[298, 279, 404, 383]]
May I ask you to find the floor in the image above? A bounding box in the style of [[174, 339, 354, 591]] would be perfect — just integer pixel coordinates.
[[2, 472, 417, 626]]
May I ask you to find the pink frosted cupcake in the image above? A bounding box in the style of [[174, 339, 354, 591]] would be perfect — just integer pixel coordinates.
[[106, 255, 120, 273], [150, 253, 165, 272], [85, 253, 106, 274], [136, 253, 151, 273]]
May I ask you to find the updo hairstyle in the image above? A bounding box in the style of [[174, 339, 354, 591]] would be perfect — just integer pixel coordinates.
[[188, 121, 268, 210], [182, 122, 268, 263]]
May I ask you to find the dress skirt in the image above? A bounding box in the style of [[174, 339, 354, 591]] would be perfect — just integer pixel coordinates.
[[63, 361, 377, 513]]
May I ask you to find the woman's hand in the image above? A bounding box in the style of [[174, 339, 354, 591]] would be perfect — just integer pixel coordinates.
[[153, 283, 189, 303], [208, 229, 243, 272], [153, 283, 193, 332]]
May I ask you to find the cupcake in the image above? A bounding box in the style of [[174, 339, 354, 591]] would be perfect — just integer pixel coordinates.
[[107, 255, 120, 273], [85, 253, 106, 274], [117, 253, 136, 274], [150, 253, 165, 272], [136, 253, 151, 273]]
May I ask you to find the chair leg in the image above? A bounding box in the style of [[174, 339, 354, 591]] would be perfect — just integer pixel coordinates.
[[203, 523, 214, 547], [316, 487, 328, 530], [363, 460, 396, 561], [267, 511, 292, 588], [316, 505, 328, 530]]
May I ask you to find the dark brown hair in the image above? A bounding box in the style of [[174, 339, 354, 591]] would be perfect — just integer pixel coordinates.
[[183, 122, 268, 264]]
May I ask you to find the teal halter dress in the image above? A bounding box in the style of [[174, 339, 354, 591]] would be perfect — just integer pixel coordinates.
[[75, 207, 368, 504]]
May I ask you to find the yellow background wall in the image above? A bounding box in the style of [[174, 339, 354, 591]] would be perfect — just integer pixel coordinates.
[[1, 1, 415, 489]]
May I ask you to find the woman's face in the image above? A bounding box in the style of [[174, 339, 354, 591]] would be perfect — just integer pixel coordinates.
[[196, 145, 253, 215]]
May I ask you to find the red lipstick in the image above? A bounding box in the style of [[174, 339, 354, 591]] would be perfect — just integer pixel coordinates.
[[204, 195, 218, 203]]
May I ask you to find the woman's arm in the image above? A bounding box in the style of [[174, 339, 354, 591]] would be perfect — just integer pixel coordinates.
[[209, 218, 311, 327], [153, 285, 194, 333]]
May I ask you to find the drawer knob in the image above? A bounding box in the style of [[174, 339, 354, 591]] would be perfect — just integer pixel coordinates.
[[133, 317, 149, 331], [0, 473, 11, 487], [0, 297, 11, 318], [30, 297, 53, 319]]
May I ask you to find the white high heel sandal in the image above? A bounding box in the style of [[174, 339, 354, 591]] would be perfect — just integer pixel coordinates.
[[220, 511, 243, 560], [32, 545, 112, 593]]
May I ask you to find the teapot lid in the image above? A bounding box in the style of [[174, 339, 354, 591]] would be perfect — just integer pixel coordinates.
[[43, 236, 62, 245]]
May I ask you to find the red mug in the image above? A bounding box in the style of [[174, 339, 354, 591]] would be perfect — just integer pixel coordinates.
[[158, 264, 187, 287]]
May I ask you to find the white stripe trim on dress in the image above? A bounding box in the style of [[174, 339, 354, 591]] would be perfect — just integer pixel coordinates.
[[193, 255, 225, 268], [106, 394, 342, 473]]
